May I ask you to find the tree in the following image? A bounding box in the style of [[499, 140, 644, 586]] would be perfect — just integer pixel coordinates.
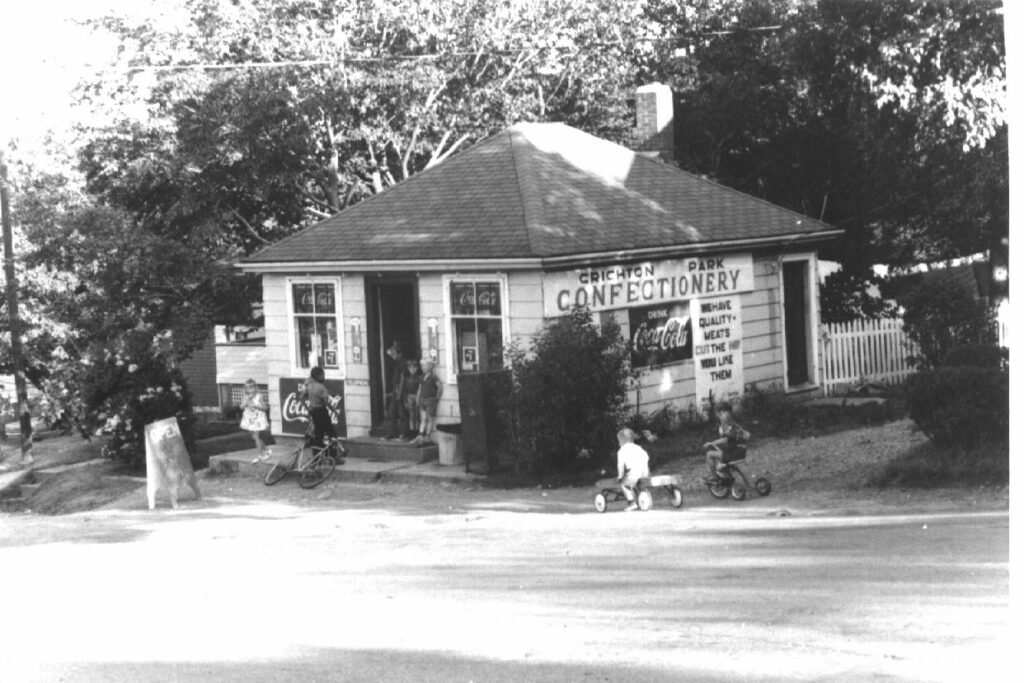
[[4, 0, 658, 449], [898, 275, 996, 369], [79, 0, 655, 247], [13, 199, 255, 455], [652, 0, 1007, 308]]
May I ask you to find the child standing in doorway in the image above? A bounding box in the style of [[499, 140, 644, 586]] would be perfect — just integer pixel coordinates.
[[400, 358, 423, 439], [240, 379, 270, 463], [412, 359, 442, 445]]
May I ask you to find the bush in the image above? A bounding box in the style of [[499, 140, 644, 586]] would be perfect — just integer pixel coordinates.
[[899, 277, 996, 369], [741, 384, 804, 436], [72, 331, 197, 468], [625, 402, 699, 438], [496, 307, 630, 474], [903, 366, 1008, 451], [941, 343, 1007, 370], [221, 404, 243, 421]]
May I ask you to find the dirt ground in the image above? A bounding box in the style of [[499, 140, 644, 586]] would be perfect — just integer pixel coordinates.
[[5, 418, 1009, 516], [1, 419, 1011, 682]]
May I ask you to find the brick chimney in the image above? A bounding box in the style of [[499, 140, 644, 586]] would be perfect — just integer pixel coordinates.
[[634, 83, 674, 161]]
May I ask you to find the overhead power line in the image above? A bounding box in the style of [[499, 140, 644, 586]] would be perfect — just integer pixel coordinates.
[[44, 25, 785, 73]]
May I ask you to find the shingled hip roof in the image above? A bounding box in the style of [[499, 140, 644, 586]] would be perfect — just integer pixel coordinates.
[[242, 122, 840, 271]]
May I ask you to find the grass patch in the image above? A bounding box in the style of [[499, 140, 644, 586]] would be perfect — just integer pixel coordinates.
[[867, 441, 1009, 488]]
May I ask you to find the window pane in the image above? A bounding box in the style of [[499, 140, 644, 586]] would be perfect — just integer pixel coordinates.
[[454, 318, 504, 372], [477, 283, 502, 316], [479, 319, 504, 371], [293, 284, 314, 314], [295, 316, 315, 368], [454, 319, 478, 372], [318, 317, 339, 368], [313, 284, 335, 314], [451, 283, 476, 316]]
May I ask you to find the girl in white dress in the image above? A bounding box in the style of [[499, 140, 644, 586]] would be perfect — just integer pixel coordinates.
[[240, 379, 270, 463]]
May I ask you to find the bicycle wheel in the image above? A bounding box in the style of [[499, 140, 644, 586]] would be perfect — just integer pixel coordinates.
[[265, 446, 300, 486], [300, 452, 336, 489]]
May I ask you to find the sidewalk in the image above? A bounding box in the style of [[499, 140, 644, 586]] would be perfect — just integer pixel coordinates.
[[1, 434, 486, 500], [209, 441, 487, 486]]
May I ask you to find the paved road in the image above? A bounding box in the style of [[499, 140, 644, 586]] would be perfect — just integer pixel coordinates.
[[0, 483, 1011, 682]]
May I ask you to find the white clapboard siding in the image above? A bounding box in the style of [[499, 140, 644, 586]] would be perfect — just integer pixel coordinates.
[[822, 318, 918, 395]]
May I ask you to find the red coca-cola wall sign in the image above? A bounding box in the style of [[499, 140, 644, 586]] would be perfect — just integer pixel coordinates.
[[278, 378, 346, 436]]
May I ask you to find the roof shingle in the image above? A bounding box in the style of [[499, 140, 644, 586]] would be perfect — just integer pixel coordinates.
[[244, 122, 839, 268]]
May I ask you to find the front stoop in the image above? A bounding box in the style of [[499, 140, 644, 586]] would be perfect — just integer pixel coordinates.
[[340, 436, 438, 464]]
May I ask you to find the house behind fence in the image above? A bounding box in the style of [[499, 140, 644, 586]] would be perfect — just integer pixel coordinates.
[[822, 318, 918, 395]]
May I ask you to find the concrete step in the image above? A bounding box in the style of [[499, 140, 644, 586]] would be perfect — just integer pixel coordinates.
[[207, 448, 479, 487], [341, 436, 438, 464], [19, 482, 40, 498]]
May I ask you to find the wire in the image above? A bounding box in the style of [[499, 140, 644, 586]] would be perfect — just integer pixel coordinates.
[[47, 25, 785, 73]]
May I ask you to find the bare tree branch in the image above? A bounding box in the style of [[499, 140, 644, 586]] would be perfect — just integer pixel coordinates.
[[305, 207, 333, 220], [341, 182, 360, 209], [365, 136, 384, 194], [228, 207, 271, 245], [500, 50, 538, 90], [426, 131, 471, 169]]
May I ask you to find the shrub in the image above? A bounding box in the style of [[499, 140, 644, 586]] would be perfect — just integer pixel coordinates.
[[899, 277, 996, 369], [820, 267, 897, 323], [941, 343, 1007, 370], [741, 384, 804, 436], [496, 307, 630, 474], [221, 404, 243, 421], [72, 331, 196, 468], [626, 402, 689, 437], [903, 366, 1008, 451]]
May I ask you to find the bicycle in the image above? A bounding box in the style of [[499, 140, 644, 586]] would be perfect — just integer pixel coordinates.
[[264, 426, 345, 489]]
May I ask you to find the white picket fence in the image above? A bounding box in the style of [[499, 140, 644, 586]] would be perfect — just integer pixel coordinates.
[[822, 318, 918, 395]]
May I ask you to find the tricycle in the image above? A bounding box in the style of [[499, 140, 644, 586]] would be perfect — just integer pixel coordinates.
[[703, 447, 772, 501]]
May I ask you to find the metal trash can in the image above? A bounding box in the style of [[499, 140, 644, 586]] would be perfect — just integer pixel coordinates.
[[435, 423, 463, 466]]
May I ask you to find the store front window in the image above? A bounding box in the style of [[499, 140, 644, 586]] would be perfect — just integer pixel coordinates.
[[291, 281, 340, 370], [449, 280, 505, 373]]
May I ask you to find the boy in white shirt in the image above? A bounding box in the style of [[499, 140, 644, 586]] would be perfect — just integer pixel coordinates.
[[616, 428, 650, 512]]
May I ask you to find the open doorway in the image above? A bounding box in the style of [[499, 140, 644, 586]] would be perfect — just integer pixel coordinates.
[[782, 259, 815, 389], [365, 276, 420, 429]]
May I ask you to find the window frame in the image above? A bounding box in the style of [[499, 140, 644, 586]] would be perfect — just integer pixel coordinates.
[[778, 252, 820, 392], [441, 274, 510, 384], [286, 276, 345, 378]]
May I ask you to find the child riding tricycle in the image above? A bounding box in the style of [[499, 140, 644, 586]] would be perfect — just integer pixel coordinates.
[[702, 401, 771, 501]]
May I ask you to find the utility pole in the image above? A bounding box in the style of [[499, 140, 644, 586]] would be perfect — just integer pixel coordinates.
[[0, 151, 32, 468]]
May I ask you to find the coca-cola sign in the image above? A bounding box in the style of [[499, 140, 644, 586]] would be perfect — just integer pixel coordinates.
[[278, 378, 346, 436], [629, 302, 693, 368]]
